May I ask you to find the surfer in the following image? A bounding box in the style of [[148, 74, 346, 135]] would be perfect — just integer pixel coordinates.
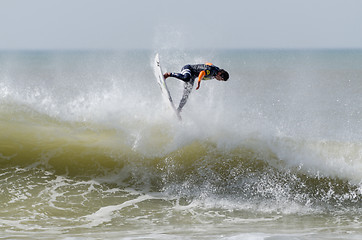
[[163, 63, 229, 112]]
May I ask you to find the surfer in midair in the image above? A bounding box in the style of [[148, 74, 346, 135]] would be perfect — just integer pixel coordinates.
[[163, 63, 229, 113]]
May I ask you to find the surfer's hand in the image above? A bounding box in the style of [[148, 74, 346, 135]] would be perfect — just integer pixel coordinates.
[[163, 72, 171, 79], [196, 82, 200, 90]]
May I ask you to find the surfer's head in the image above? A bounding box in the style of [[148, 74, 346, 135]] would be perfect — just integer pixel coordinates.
[[216, 69, 229, 81]]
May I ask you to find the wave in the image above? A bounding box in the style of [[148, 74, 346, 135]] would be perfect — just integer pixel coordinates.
[[1, 51, 361, 216], [0, 102, 360, 212]]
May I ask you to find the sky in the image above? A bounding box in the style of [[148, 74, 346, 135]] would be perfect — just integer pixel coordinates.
[[0, 0, 362, 50]]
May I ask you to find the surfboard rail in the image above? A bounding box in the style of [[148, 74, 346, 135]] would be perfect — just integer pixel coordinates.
[[153, 54, 182, 120]]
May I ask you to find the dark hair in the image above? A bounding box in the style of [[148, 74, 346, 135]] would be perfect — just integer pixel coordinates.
[[219, 69, 229, 81]]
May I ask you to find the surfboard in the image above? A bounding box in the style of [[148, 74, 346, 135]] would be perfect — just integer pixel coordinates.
[[153, 53, 182, 120]]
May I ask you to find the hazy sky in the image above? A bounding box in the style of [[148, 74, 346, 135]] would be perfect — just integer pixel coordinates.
[[1, 0, 362, 50]]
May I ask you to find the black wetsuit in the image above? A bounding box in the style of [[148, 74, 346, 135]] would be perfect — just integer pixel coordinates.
[[169, 64, 220, 112], [170, 64, 220, 83]]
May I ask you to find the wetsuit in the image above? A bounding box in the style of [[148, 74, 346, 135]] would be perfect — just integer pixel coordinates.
[[169, 63, 220, 112], [170, 63, 220, 83]]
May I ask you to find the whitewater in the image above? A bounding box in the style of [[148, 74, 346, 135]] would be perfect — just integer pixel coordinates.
[[0, 50, 361, 239]]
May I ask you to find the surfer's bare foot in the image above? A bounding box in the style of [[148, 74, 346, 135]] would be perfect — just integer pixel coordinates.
[[163, 72, 171, 79]]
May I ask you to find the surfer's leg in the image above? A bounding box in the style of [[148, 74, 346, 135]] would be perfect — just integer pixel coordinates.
[[169, 65, 192, 83], [177, 79, 194, 113]]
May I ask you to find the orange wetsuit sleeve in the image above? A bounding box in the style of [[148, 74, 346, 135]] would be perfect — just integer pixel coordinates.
[[198, 70, 206, 83], [196, 70, 205, 90]]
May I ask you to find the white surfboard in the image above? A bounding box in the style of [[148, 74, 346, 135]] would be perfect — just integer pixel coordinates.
[[154, 53, 181, 120]]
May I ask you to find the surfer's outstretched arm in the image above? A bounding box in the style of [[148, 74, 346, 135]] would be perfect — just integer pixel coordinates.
[[196, 71, 205, 90]]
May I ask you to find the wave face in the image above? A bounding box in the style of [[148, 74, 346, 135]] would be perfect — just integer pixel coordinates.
[[0, 50, 361, 239]]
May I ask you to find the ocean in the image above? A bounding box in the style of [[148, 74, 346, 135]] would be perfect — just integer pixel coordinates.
[[0, 49, 361, 239]]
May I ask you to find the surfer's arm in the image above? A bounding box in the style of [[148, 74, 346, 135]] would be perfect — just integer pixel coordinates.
[[196, 71, 205, 90]]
